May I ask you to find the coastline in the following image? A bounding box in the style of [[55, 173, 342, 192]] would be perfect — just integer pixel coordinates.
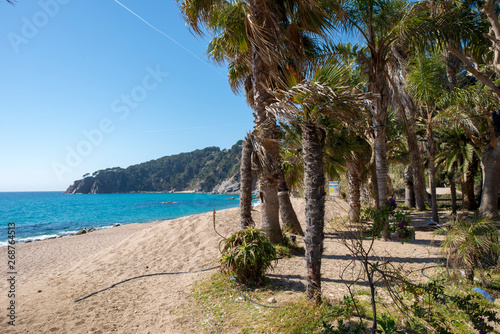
[[0, 192, 241, 247]]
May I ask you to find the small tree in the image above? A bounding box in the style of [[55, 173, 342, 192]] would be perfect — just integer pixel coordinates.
[[334, 199, 414, 333]]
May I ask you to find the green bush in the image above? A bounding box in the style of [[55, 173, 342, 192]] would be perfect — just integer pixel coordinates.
[[219, 228, 278, 285], [434, 214, 500, 282]]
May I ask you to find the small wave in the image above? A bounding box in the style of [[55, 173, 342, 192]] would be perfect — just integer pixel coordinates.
[[0, 227, 115, 247]]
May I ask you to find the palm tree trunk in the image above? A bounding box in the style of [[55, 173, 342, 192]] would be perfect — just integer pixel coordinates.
[[240, 134, 255, 229], [347, 159, 362, 222], [370, 160, 380, 209], [404, 166, 416, 209], [427, 120, 439, 223], [371, 105, 390, 238], [278, 168, 304, 236], [388, 45, 427, 210], [479, 141, 500, 218], [249, 0, 283, 244], [302, 121, 325, 304], [407, 127, 427, 210], [449, 165, 458, 215], [464, 154, 478, 210]]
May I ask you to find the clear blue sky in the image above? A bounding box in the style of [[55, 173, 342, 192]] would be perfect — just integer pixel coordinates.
[[0, 0, 255, 192]]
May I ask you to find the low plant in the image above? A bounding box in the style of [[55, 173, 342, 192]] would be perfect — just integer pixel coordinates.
[[433, 214, 500, 282], [275, 234, 305, 258], [220, 227, 278, 285], [376, 314, 404, 334], [404, 279, 500, 333]]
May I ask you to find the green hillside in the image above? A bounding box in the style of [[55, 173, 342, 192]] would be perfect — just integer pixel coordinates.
[[64, 141, 243, 194]]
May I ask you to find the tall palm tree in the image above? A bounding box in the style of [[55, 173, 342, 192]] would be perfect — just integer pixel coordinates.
[[178, 0, 337, 242], [407, 50, 448, 223], [269, 63, 367, 303]]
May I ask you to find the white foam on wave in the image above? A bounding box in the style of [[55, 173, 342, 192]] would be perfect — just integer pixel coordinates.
[[0, 225, 119, 247]]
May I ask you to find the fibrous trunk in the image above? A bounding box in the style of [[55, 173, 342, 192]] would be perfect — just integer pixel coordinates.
[[249, 0, 283, 244], [479, 141, 500, 218], [302, 121, 325, 304], [388, 45, 427, 210], [427, 121, 439, 223], [370, 159, 379, 209], [347, 159, 362, 222], [404, 166, 416, 209], [240, 134, 255, 229], [371, 103, 390, 239], [449, 168, 457, 215], [407, 125, 427, 210], [463, 154, 478, 210], [278, 169, 303, 236]]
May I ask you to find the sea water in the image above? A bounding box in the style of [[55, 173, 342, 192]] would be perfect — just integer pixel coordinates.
[[0, 192, 240, 246]]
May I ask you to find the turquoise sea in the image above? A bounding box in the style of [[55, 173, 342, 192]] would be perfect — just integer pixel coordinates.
[[0, 192, 240, 246]]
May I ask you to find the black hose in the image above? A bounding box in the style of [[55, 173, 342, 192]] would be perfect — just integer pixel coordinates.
[[232, 287, 280, 309], [74, 265, 220, 303]]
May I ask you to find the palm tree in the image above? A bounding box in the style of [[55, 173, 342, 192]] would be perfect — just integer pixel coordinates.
[[178, 0, 337, 243], [269, 63, 367, 303], [277, 168, 304, 236], [407, 50, 448, 223], [280, 114, 372, 224]]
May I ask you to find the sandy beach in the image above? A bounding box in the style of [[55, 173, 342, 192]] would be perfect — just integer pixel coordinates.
[[0, 198, 443, 333]]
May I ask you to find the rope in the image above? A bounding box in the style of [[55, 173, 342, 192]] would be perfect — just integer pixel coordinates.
[[420, 265, 443, 280], [74, 265, 220, 303]]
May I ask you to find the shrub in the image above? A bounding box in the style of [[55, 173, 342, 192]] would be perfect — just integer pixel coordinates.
[[219, 228, 278, 285], [361, 198, 414, 242], [434, 214, 500, 282]]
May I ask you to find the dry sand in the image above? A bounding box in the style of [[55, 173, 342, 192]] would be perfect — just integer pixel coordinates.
[[0, 198, 443, 333]]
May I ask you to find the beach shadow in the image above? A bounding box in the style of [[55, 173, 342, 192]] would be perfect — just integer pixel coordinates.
[[267, 273, 388, 290], [267, 274, 306, 292], [324, 230, 441, 248], [321, 253, 441, 266]]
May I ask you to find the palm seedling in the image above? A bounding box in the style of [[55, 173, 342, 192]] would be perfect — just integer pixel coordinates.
[[434, 215, 500, 283]]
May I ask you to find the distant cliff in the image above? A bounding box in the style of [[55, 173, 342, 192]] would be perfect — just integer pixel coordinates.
[[65, 141, 243, 194]]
